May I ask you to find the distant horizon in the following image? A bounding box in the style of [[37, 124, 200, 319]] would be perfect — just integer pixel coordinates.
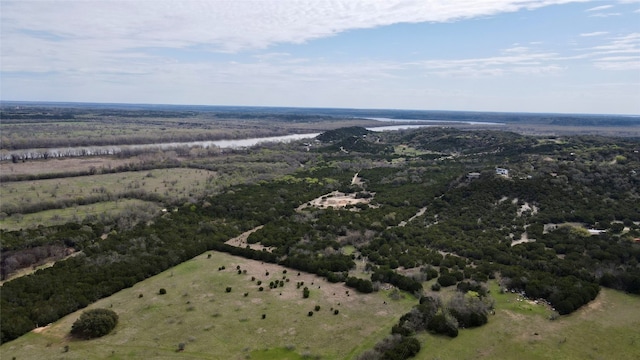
[[2, 100, 639, 117]]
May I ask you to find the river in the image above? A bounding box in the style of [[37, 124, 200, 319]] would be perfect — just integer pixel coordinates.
[[1, 122, 493, 161]]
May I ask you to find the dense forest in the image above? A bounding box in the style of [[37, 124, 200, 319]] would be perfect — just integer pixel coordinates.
[[1, 125, 639, 346]]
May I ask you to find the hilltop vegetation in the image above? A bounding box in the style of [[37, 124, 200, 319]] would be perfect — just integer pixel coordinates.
[[1, 109, 639, 359]]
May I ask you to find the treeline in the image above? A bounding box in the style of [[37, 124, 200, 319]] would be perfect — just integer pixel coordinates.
[[0, 206, 242, 343], [1, 244, 71, 280], [0, 161, 182, 183], [0, 112, 75, 120], [1, 190, 166, 216]]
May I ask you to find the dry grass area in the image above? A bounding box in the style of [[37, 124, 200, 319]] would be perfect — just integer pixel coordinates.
[[224, 225, 275, 252], [0, 199, 160, 231], [0, 168, 214, 211], [0, 157, 148, 177], [0, 251, 415, 360], [449, 123, 640, 138]]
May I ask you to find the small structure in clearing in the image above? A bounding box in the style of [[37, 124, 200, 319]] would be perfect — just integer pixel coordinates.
[[496, 167, 509, 177], [297, 190, 374, 211]]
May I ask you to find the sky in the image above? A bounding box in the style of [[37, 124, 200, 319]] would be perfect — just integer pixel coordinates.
[[1, 0, 639, 115]]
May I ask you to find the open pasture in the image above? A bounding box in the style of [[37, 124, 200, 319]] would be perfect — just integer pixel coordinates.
[[0, 157, 149, 178], [0, 168, 215, 216], [0, 251, 416, 360], [0, 199, 160, 231], [3, 252, 639, 360], [415, 283, 640, 360]]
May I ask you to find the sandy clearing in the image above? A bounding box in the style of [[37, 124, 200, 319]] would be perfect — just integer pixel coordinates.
[[224, 225, 275, 252], [31, 325, 51, 334], [511, 232, 535, 247], [297, 190, 373, 211], [579, 289, 606, 318]]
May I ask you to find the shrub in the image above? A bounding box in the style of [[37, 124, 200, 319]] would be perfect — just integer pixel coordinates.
[[437, 274, 457, 287], [159, 288, 167, 295], [225, 287, 232, 293], [427, 312, 458, 337], [383, 336, 421, 359], [447, 293, 490, 328], [314, 305, 321, 311], [70, 309, 118, 339], [346, 276, 374, 293], [307, 311, 313, 317]]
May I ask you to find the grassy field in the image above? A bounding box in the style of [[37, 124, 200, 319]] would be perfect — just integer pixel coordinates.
[[0, 199, 160, 231], [0, 168, 215, 214], [0, 251, 416, 360], [415, 282, 640, 360], [2, 255, 639, 360], [0, 157, 148, 177], [393, 145, 435, 156]]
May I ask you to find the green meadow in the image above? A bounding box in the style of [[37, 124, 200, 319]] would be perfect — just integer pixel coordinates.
[[0, 251, 415, 360], [3, 249, 638, 360], [0, 199, 159, 231], [415, 282, 640, 360], [0, 168, 214, 206], [0, 168, 215, 228]]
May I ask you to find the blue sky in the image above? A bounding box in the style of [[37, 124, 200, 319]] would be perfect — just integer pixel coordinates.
[[1, 0, 639, 114]]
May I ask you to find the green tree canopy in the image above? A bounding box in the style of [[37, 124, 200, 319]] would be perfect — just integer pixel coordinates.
[[70, 308, 119, 339]]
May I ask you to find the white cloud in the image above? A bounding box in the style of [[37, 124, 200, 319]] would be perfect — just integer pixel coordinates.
[[417, 46, 564, 78], [581, 33, 640, 70], [593, 56, 640, 70], [588, 12, 622, 17], [580, 31, 609, 37], [589, 32, 640, 52], [2, 0, 591, 55], [0, 0, 595, 81], [586, 5, 614, 11]]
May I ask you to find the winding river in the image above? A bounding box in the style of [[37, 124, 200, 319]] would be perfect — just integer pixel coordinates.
[[1, 122, 499, 161]]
